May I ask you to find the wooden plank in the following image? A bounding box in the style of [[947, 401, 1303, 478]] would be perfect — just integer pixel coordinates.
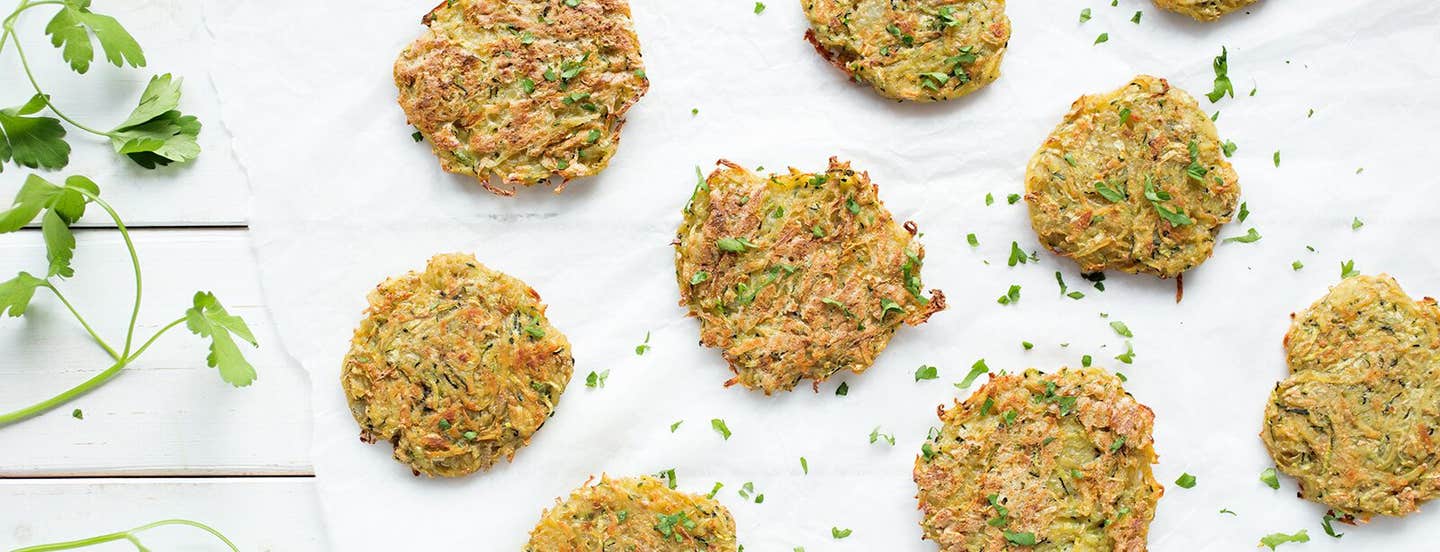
[[0, 0, 249, 227], [0, 478, 326, 550], [0, 229, 310, 476]]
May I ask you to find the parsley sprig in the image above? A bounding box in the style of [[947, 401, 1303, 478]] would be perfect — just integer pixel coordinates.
[[1, 0, 202, 171], [0, 174, 258, 426], [8, 519, 239, 552]]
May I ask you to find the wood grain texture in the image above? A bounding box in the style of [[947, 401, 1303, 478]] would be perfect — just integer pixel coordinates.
[[0, 478, 327, 550], [0, 229, 311, 477]]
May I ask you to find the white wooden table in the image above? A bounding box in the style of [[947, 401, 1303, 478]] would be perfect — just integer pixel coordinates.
[[0, 2, 325, 549]]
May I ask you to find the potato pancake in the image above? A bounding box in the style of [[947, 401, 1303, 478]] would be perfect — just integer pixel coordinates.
[[1024, 75, 1240, 278], [340, 253, 573, 477], [1152, 0, 1258, 22], [525, 475, 738, 551], [1262, 274, 1440, 520], [394, 0, 649, 194], [915, 367, 1163, 551], [802, 0, 1010, 102], [675, 158, 945, 394]]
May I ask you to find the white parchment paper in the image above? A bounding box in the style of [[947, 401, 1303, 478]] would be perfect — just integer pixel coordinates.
[[210, 1, 1440, 549]]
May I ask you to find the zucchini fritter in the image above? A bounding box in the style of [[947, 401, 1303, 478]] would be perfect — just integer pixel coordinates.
[[1152, 0, 1258, 22], [675, 159, 945, 394], [1262, 274, 1440, 520], [394, 0, 649, 194], [915, 368, 1163, 551], [802, 0, 1010, 102], [1024, 75, 1240, 279], [525, 475, 738, 551], [340, 253, 573, 477]]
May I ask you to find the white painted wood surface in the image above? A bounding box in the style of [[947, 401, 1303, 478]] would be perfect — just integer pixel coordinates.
[[0, 478, 327, 550], [0, 229, 311, 477]]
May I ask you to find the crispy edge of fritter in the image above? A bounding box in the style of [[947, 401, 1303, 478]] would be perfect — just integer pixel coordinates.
[[1151, 0, 1259, 22]]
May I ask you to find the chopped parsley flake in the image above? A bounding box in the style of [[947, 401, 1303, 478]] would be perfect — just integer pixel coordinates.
[[1115, 341, 1135, 364], [1109, 321, 1133, 338], [800, 456, 809, 474], [1006, 193, 1020, 205], [1007, 242, 1030, 266], [1130, 10, 1142, 23], [585, 369, 610, 388], [996, 284, 1021, 305], [1206, 47, 1234, 102], [985, 192, 994, 205], [957, 359, 990, 389], [1340, 259, 1360, 279], [1238, 202, 1249, 222], [717, 237, 756, 252], [753, 2, 766, 14], [711, 418, 732, 440], [1004, 531, 1037, 546], [914, 365, 939, 381], [1222, 140, 1238, 157], [1223, 228, 1262, 244], [869, 426, 896, 446], [1273, 150, 1280, 167], [1259, 530, 1309, 550], [1079, 8, 1091, 22], [1022, 341, 1034, 350], [1351, 216, 1364, 230], [1292, 260, 1304, 270], [635, 332, 652, 355], [1094, 33, 1109, 45], [1175, 473, 1197, 489], [967, 233, 979, 247], [1321, 512, 1344, 538], [1260, 467, 1280, 489], [836, 381, 849, 396], [670, 420, 683, 432], [831, 527, 852, 539], [1219, 508, 1237, 516]]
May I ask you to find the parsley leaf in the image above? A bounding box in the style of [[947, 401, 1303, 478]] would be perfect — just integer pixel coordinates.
[[1007, 242, 1029, 266], [711, 418, 732, 440], [1340, 260, 1359, 279], [1206, 47, 1234, 103], [1094, 180, 1126, 202], [1175, 473, 1197, 489], [1079, 8, 1091, 22], [1144, 178, 1193, 226], [1109, 321, 1133, 338], [44, 0, 146, 74], [914, 365, 938, 381], [753, 2, 766, 14], [1259, 530, 1309, 550], [1222, 140, 1238, 157], [1004, 531, 1037, 546], [868, 426, 895, 446], [184, 291, 259, 387], [1238, 202, 1249, 222], [717, 236, 756, 252], [0, 95, 71, 171], [1321, 512, 1344, 538], [108, 74, 202, 169], [0, 272, 48, 317], [585, 369, 610, 388], [1094, 33, 1108, 45], [996, 284, 1021, 305], [956, 359, 989, 389], [1223, 228, 1261, 244], [635, 332, 651, 355], [1260, 467, 1280, 489]]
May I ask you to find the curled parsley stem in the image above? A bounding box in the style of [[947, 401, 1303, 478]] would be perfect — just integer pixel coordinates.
[[0, 174, 259, 427], [6, 27, 110, 136], [10, 518, 240, 552]]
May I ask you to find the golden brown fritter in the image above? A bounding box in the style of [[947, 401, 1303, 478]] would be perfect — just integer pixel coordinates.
[[1262, 274, 1440, 520], [674, 158, 944, 394], [1152, 0, 1258, 22], [394, 0, 649, 195], [1024, 75, 1240, 279], [802, 0, 1010, 102], [915, 368, 1163, 551], [340, 253, 573, 477], [525, 475, 738, 551]]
